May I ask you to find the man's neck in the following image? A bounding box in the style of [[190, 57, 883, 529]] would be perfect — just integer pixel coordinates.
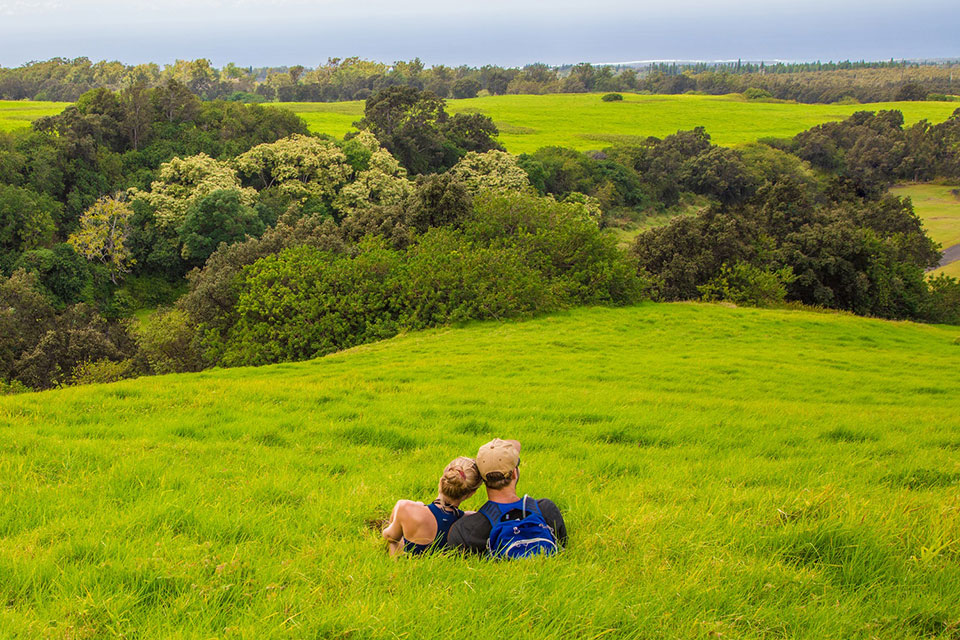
[[485, 486, 520, 503]]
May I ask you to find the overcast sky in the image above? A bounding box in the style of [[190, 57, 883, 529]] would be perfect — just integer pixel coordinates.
[[1, 0, 958, 68]]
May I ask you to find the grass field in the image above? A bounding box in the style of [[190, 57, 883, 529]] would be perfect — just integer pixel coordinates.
[[284, 93, 960, 152], [2, 303, 959, 638], [0, 100, 71, 132], [890, 183, 960, 277], [3, 95, 957, 152]]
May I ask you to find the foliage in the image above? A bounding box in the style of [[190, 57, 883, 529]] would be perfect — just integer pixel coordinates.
[[177, 189, 264, 266], [601, 93, 623, 102], [130, 153, 256, 228], [234, 133, 352, 203], [70, 358, 136, 385], [0, 182, 58, 258], [333, 146, 412, 215], [698, 262, 796, 306], [449, 150, 531, 194], [68, 196, 135, 283], [13, 243, 90, 305], [135, 308, 204, 374], [0, 378, 30, 395], [357, 87, 502, 174]]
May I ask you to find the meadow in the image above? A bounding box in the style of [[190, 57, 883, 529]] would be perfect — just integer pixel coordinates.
[[2, 303, 959, 638], [0, 100, 71, 132], [283, 93, 960, 152], [2, 94, 958, 152], [891, 183, 960, 277]]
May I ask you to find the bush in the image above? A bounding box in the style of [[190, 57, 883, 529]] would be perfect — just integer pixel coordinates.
[[920, 274, 960, 325], [212, 191, 649, 368], [743, 88, 773, 100], [601, 93, 623, 102], [223, 239, 405, 367], [0, 379, 31, 395], [136, 308, 203, 374], [698, 262, 796, 307], [70, 358, 136, 386]]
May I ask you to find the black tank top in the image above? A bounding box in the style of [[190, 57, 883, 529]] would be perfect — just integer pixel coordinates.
[[403, 501, 464, 554]]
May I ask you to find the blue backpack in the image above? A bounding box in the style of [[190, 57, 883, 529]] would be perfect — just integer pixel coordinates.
[[479, 495, 558, 559]]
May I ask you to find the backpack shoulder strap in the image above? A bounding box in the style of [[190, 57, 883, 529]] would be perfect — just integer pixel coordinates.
[[479, 501, 502, 527], [522, 495, 543, 517]]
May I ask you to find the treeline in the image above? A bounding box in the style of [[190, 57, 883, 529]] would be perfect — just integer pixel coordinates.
[[1, 57, 957, 104], [2, 83, 959, 394]]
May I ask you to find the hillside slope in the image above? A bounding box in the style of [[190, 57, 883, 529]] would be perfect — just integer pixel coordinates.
[[1, 303, 959, 638]]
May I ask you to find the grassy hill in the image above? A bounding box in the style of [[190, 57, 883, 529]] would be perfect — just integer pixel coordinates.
[[2, 94, 957, 152], [284, 93, 960, 152], [2, 303, 959, 638]]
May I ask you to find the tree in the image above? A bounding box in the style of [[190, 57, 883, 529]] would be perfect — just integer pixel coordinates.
[[452, 78, 481, 99], [0, 183, 58, 258], [68, 196, 135, 284], [234, 134, 352, 203], [450, 151, 532, 194], [14, 243, 90, 306], [178, 189, 265, 266], [357, 86, 450, 174], [130, 153, 256, 228]]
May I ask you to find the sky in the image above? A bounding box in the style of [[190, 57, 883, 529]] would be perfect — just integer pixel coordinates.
[[1, 0, 958, 68]]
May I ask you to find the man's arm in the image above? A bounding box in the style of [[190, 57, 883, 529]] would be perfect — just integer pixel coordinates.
[[537, 499, 568, 547], [446, 513, 490, 554]]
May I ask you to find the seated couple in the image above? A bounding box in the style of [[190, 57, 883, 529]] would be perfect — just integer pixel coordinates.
[[382, 438, 567, 558]]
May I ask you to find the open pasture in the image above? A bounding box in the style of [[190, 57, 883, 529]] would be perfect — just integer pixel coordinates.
[[285, 93, 960, 152], [1, 303, 959, 638], [2, 94, 956, 153], [891, 183, 960, 276], [0, 100, 72, 132]]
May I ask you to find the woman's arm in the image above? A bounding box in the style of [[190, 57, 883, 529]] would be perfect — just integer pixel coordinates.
[[382, 500, 405, 544]]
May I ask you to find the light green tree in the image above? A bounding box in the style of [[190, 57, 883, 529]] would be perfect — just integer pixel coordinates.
[[449, 150, 532, 194], [333, 146, 412, 214], [68, 196, 135, 284], [130, 153, 255, 229], [234, 134, 352, 202]]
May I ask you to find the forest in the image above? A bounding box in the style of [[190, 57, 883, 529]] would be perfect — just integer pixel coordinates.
[[1, 80, 959, 393], [1, 57, 958, 104]]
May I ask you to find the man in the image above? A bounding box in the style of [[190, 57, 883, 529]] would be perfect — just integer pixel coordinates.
[[447, 438, 567, 556]]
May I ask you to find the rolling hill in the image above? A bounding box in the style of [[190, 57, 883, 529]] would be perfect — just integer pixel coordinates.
[[1, 303, 959, 638]]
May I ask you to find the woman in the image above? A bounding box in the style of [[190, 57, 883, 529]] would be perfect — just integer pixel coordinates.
[[382, 456, 482, 555]]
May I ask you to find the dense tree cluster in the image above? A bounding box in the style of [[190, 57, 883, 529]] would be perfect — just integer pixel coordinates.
[[1, 84, 959, 393], [632, 109, 960, 321], [2, 57, 957, 105]]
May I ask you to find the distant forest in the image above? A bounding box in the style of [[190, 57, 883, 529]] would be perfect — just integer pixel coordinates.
[[1, 57, 959, 105]]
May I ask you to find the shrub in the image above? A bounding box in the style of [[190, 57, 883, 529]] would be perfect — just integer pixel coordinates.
[[743, 88, 773, 100], [698, 262, 796, 307], [920, 274, 960, 325], [601, 93, 623, 102], [0, 379, 31, 395], [223, 239, 405, 367], [136, 308, 204, 374], [70, 358, 136, 386]]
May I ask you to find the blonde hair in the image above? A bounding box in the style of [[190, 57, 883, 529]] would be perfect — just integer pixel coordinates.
[[438, 457, 482, 506]]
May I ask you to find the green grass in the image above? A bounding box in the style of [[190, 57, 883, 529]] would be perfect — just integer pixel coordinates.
[[0, 100, 72, 132], [891, 183, 960, 249], [2, 303, 959, 638], [3, 94, 957, 153], [285, 93, 960, 153], [890, 183, 960, 277]]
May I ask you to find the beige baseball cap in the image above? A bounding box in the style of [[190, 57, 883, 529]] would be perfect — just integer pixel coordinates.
[[476, 438, 521, 479]]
